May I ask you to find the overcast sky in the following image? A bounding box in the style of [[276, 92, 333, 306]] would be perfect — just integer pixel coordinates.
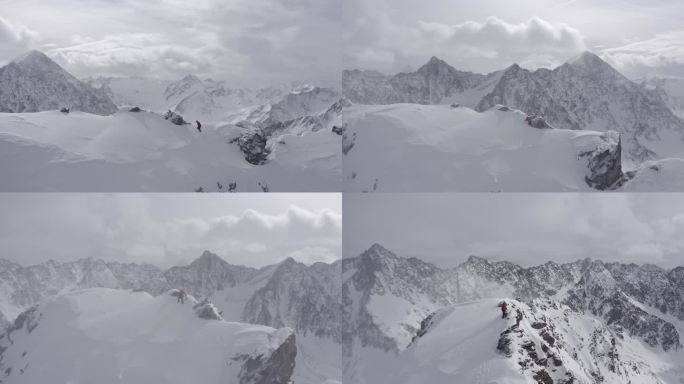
[[345, 193, 684, 269], [0, 0, 340, 87], [0, 193, 341, 268], [342, 0, 684, 79]]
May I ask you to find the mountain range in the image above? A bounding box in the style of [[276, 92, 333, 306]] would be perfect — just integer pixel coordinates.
[[0, 50, 343, 192], [343, 52, 684, 163], [0, 251, 342, 383], [343, 243, 684, 383]]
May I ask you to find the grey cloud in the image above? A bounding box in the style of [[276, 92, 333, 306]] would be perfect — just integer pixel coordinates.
[[344, 194, 684, 269], [0, 194, 341, 268], [0, 16, 38, 65], [1, 0, 340, 86]]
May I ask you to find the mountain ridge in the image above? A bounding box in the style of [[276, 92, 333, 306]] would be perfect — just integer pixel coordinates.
[[343, 52, 684, 162]]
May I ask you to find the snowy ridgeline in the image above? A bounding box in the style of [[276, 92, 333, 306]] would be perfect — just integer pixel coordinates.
[[343, 104, 629, 192], [0, 252, 342, 384], [0, 288, 297, 384], [0, 51, 343, 192], [343, 244, 684, 384], [342, 52, 684, 192]]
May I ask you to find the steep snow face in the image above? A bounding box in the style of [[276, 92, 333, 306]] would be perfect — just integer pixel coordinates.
[[344, 52, 684, 163], [344, 244, 684, 384], [0, 51, 117, 115], [0, 108, 341, 191], [0, 288, 296, 384], [343, 103, 623, 192]]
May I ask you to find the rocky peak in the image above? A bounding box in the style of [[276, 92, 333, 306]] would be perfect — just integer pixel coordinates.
[[418, 56, 452, 73], [190, 250, 228, 269], [12, 50, 58, 69]]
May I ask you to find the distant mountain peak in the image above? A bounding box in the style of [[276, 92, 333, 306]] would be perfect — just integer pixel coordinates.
[[190, 250, 227, 268], [1, 50, 118, 114], [567, 51, 616, 74], [465, 255, 489, 264], [13, 50, 53, 65], [179, 74, 202, 84], [418, 56, 454, 73]]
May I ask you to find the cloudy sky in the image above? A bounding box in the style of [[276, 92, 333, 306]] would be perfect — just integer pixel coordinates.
[[342, 0, 684, 79], [0, 193, 341, 268], [0, 0, 340, 86], [345, 193, 684, 269]]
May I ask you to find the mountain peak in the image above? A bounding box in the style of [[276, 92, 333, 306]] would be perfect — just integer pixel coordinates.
[[567, 51, 614, 72], [418, 56, 454, 73], [180, 74, 202, 83], [190, 250, 227, 268], [13, 50, 53, 65], [366, 243, 392, 255], [465, 255, 489, 264]]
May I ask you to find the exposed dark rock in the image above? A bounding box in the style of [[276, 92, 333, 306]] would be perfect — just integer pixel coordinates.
[[533, 369, 554, 384], [525, 113, 551, 129], [332, 125, 346, 135], [237, 332, 297, 384], [236, 128, 271, 165], [163, 110, 188, 125], [582, 132, 623, 190]]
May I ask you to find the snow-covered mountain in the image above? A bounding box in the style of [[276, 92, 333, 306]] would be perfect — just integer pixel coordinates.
[[0, 51, 117, 115], [343, 243, 684, 383], [343, 103, 624, 191], [343, 52, 684, 163], [0, 107, 341, 191], [641, 77, 684, 120], [0, 251, 342, 383], [0, 50, 342, 192], [93, 73, 339, 127], [0, 288, 296, 384]]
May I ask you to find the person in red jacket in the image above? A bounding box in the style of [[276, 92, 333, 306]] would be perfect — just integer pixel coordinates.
[[499, 301, 508, 319], [196, 120, 202, 133]]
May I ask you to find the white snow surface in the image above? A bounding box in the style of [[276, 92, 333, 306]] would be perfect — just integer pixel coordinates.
[[0, 110, 341, 191], [0, 288, 294, 384], [343, 103, 619, 192], [354, 298, 684, 384]]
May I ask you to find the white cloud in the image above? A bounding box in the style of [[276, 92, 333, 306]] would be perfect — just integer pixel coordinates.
[[343, 5, 587, 74], [0, 195, 341, 268], [0, 0, 340, 86], [345, 194, 684, 269], [601, 31, 684, 78], [0, 16, 38, 65]]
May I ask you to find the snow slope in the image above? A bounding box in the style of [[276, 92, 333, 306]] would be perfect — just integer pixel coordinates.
[[0, 109, 341, 191], [364, 298, 684, 384], [343, 103, 622, 192], [344, 244, 684, 384], [0, 288, 296, 384], [0, 253, 342, 384]]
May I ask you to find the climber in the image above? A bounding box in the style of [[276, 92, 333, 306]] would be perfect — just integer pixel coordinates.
[[499, 301, 508, 319], [196, 120, 202, 133], [177, 289, 186, 304]]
